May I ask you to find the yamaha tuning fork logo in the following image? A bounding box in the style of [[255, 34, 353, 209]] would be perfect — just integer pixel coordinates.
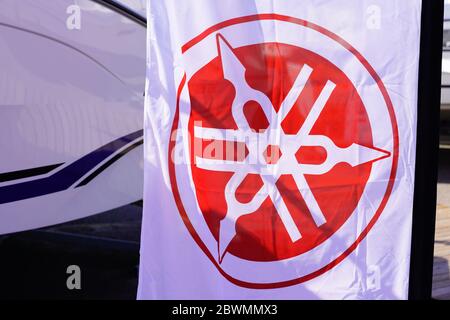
[[169, 14, 399, 288]]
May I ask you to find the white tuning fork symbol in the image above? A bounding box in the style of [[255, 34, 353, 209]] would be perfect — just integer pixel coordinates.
[[193, 34, 390, 262]]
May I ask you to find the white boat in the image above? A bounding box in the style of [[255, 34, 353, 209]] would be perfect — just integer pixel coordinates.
[[0, 0, 146, 234]]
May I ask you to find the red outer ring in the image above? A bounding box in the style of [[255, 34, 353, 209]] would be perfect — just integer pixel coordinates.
[[168, 14, 399, 289]]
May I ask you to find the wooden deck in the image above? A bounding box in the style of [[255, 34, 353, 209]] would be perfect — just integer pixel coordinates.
[[432, 203, 450, 299]]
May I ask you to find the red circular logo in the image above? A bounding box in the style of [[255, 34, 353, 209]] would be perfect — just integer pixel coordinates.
[[169, 14, 398, 288]]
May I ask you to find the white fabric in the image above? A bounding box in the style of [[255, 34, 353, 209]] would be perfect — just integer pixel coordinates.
[[139, 0, 422, 299]]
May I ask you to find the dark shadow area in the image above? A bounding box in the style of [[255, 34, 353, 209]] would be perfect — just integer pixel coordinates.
[[437, 147, 450, 183], [0, 203, 141, 300]]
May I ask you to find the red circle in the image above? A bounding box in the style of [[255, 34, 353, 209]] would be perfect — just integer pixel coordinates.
[[169, 14, 399, 288], [188, 42, 373, 261]]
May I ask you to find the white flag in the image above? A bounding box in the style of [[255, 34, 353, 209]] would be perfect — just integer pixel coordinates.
[[139, 0, 422, 299]]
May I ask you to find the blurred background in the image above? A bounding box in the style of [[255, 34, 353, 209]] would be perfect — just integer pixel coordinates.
[[433, 0, 450, 300]]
